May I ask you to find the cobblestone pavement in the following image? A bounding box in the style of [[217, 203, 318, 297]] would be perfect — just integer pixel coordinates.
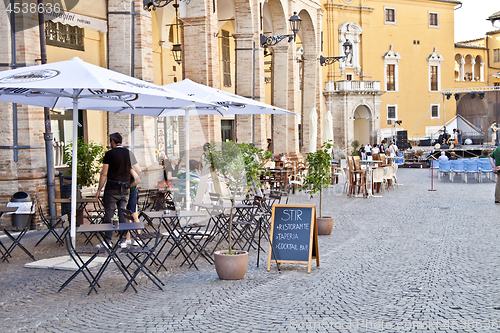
[[1, 168, 500, 332]]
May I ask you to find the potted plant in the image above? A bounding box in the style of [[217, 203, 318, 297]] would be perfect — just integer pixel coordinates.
[[63, 138, 105, 192], [206, 141, 271, 279], [300, 141, 334, 235]]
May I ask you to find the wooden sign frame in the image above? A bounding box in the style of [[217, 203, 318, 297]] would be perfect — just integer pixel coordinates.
[[267, 204, 319, 273]]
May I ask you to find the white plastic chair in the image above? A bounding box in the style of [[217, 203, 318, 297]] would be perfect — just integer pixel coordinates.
[[383, 166, 395, 190], [372, 167, 386, 193]]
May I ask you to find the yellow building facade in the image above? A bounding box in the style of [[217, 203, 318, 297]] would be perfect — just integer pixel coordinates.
[[321, 0, 460, 149]]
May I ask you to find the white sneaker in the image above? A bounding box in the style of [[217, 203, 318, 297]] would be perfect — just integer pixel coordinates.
[[119, 239, 132, 248], [132, 239, 145, 247]]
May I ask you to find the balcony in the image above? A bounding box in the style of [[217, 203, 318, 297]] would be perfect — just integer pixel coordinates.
[[324, 80, 382, 93]]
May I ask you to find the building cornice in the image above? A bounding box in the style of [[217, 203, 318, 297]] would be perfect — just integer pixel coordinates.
[[324, 3, 374, 12], [454, 43, 486, 50]]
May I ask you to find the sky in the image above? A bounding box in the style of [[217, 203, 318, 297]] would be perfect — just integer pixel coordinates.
[[454, 0, 499, 42]]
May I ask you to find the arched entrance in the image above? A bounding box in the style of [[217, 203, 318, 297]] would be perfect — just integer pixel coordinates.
[[353, 105, 372, 145]]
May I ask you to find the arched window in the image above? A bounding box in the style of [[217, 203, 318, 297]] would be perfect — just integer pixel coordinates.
[[427, 47, 443, 92], [383, 45, 401, 92]]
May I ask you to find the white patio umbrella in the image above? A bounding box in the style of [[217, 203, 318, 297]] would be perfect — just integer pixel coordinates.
[[309, 108, 318, 153], [325, 110, 334, 154], [157, 79, 296, 209], [0, 57, 217, 243]]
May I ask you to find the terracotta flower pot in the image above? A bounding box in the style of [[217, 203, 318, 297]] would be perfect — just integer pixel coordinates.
[[316, 216, 334, 235], [214, 250, 248, 280]]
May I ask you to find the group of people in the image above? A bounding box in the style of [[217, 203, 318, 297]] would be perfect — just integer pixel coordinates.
[[163, 156, 202, 197], [93, 134, 208, 249], [358, 140, 398, 160], [436, 128, 463, 147]]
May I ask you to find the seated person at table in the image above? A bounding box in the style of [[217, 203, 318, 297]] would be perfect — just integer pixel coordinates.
[[164, 155, 180, 187], [174, 160, 201, 197]]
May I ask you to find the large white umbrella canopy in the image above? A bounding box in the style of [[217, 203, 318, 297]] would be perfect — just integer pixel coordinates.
[[0, 57, 217, 243], [161, 79, 297, 208], [325, 110, 334, 154], [309, 108, 318, 153]]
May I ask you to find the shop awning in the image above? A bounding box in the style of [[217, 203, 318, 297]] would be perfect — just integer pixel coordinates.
[[45, 11, 107, 33]]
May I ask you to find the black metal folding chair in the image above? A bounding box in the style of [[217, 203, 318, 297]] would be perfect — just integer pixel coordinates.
[[120, 221, 165, 293], [34, 194, 69, 247], [58, 232, 105, 294], [1, 200, 36, 262], [232, 196, 267, 251]]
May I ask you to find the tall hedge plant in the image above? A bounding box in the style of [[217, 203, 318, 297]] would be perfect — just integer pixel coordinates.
[[300, 141, 333, 218]]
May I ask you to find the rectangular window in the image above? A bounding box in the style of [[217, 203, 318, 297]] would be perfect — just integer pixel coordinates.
[[430, 66, 438, 91], [221, 30, 231, 87], [387, 64, 395, 91], [429, 12, 439, 28], [431, 104, 439, 118], [494, 49, 500, 63], [387, 105, 397, 119], [385, 8, 396, 24], [45, 21, 84, 51]]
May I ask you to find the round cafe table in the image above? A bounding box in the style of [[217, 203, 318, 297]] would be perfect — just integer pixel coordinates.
[[358, 160, 383, 198]]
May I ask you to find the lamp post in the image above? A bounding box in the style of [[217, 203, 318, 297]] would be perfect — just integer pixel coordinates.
[[260, 12, 302, 47], [143, 0, 176, 11], [319, 40, 352, 66], [171, 0, 182, 64]]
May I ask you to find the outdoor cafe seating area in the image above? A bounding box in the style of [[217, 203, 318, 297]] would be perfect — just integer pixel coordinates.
[[0, 151, 406, 294]]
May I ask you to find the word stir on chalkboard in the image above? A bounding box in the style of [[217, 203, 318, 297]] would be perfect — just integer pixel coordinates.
[[267, 204, 319, 273]]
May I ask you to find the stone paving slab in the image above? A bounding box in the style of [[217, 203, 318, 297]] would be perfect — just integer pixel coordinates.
[[1, 168, 500, 332]]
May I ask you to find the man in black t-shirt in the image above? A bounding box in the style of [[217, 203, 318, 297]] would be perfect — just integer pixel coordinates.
[[95, 133, 139, 246]]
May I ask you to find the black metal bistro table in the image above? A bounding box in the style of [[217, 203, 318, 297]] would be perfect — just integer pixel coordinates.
[[143, 210, 208, 270], [60, 222, 163, 295]]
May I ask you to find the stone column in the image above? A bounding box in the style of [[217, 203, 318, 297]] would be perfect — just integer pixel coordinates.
[[301, 55, 320, 154], [108, 0, 160, 188], [460, 57, 465, 82], [233, 33, 266, 145], [181, 2, 221, 158], [270, 44, 290, 154], [471, 58, 476, 81]]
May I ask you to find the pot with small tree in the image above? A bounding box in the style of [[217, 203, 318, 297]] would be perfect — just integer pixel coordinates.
[[300, 141, 334, 235], [206, 141, 271, 279], [63, 138, 105, 189]]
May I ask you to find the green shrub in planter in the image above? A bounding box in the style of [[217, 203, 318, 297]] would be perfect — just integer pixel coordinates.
[[63, 138, 105, 188], [300, 141, 333, 218]]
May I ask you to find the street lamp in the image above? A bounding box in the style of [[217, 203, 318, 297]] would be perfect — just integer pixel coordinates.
[[319, 40, 352, 66], [143, 0, 175, 11], [260, 12, 302, 47], [171, 0, 182, 64]]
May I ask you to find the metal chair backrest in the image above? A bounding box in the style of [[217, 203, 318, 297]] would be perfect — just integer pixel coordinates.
[[439, 160, 451, 172], [450, 159, 465, 172], [478, 159, 493, 171], [464, 159, 478, 172]]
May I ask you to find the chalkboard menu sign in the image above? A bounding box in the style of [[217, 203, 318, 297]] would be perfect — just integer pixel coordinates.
[[267, 204, 319, 273]]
